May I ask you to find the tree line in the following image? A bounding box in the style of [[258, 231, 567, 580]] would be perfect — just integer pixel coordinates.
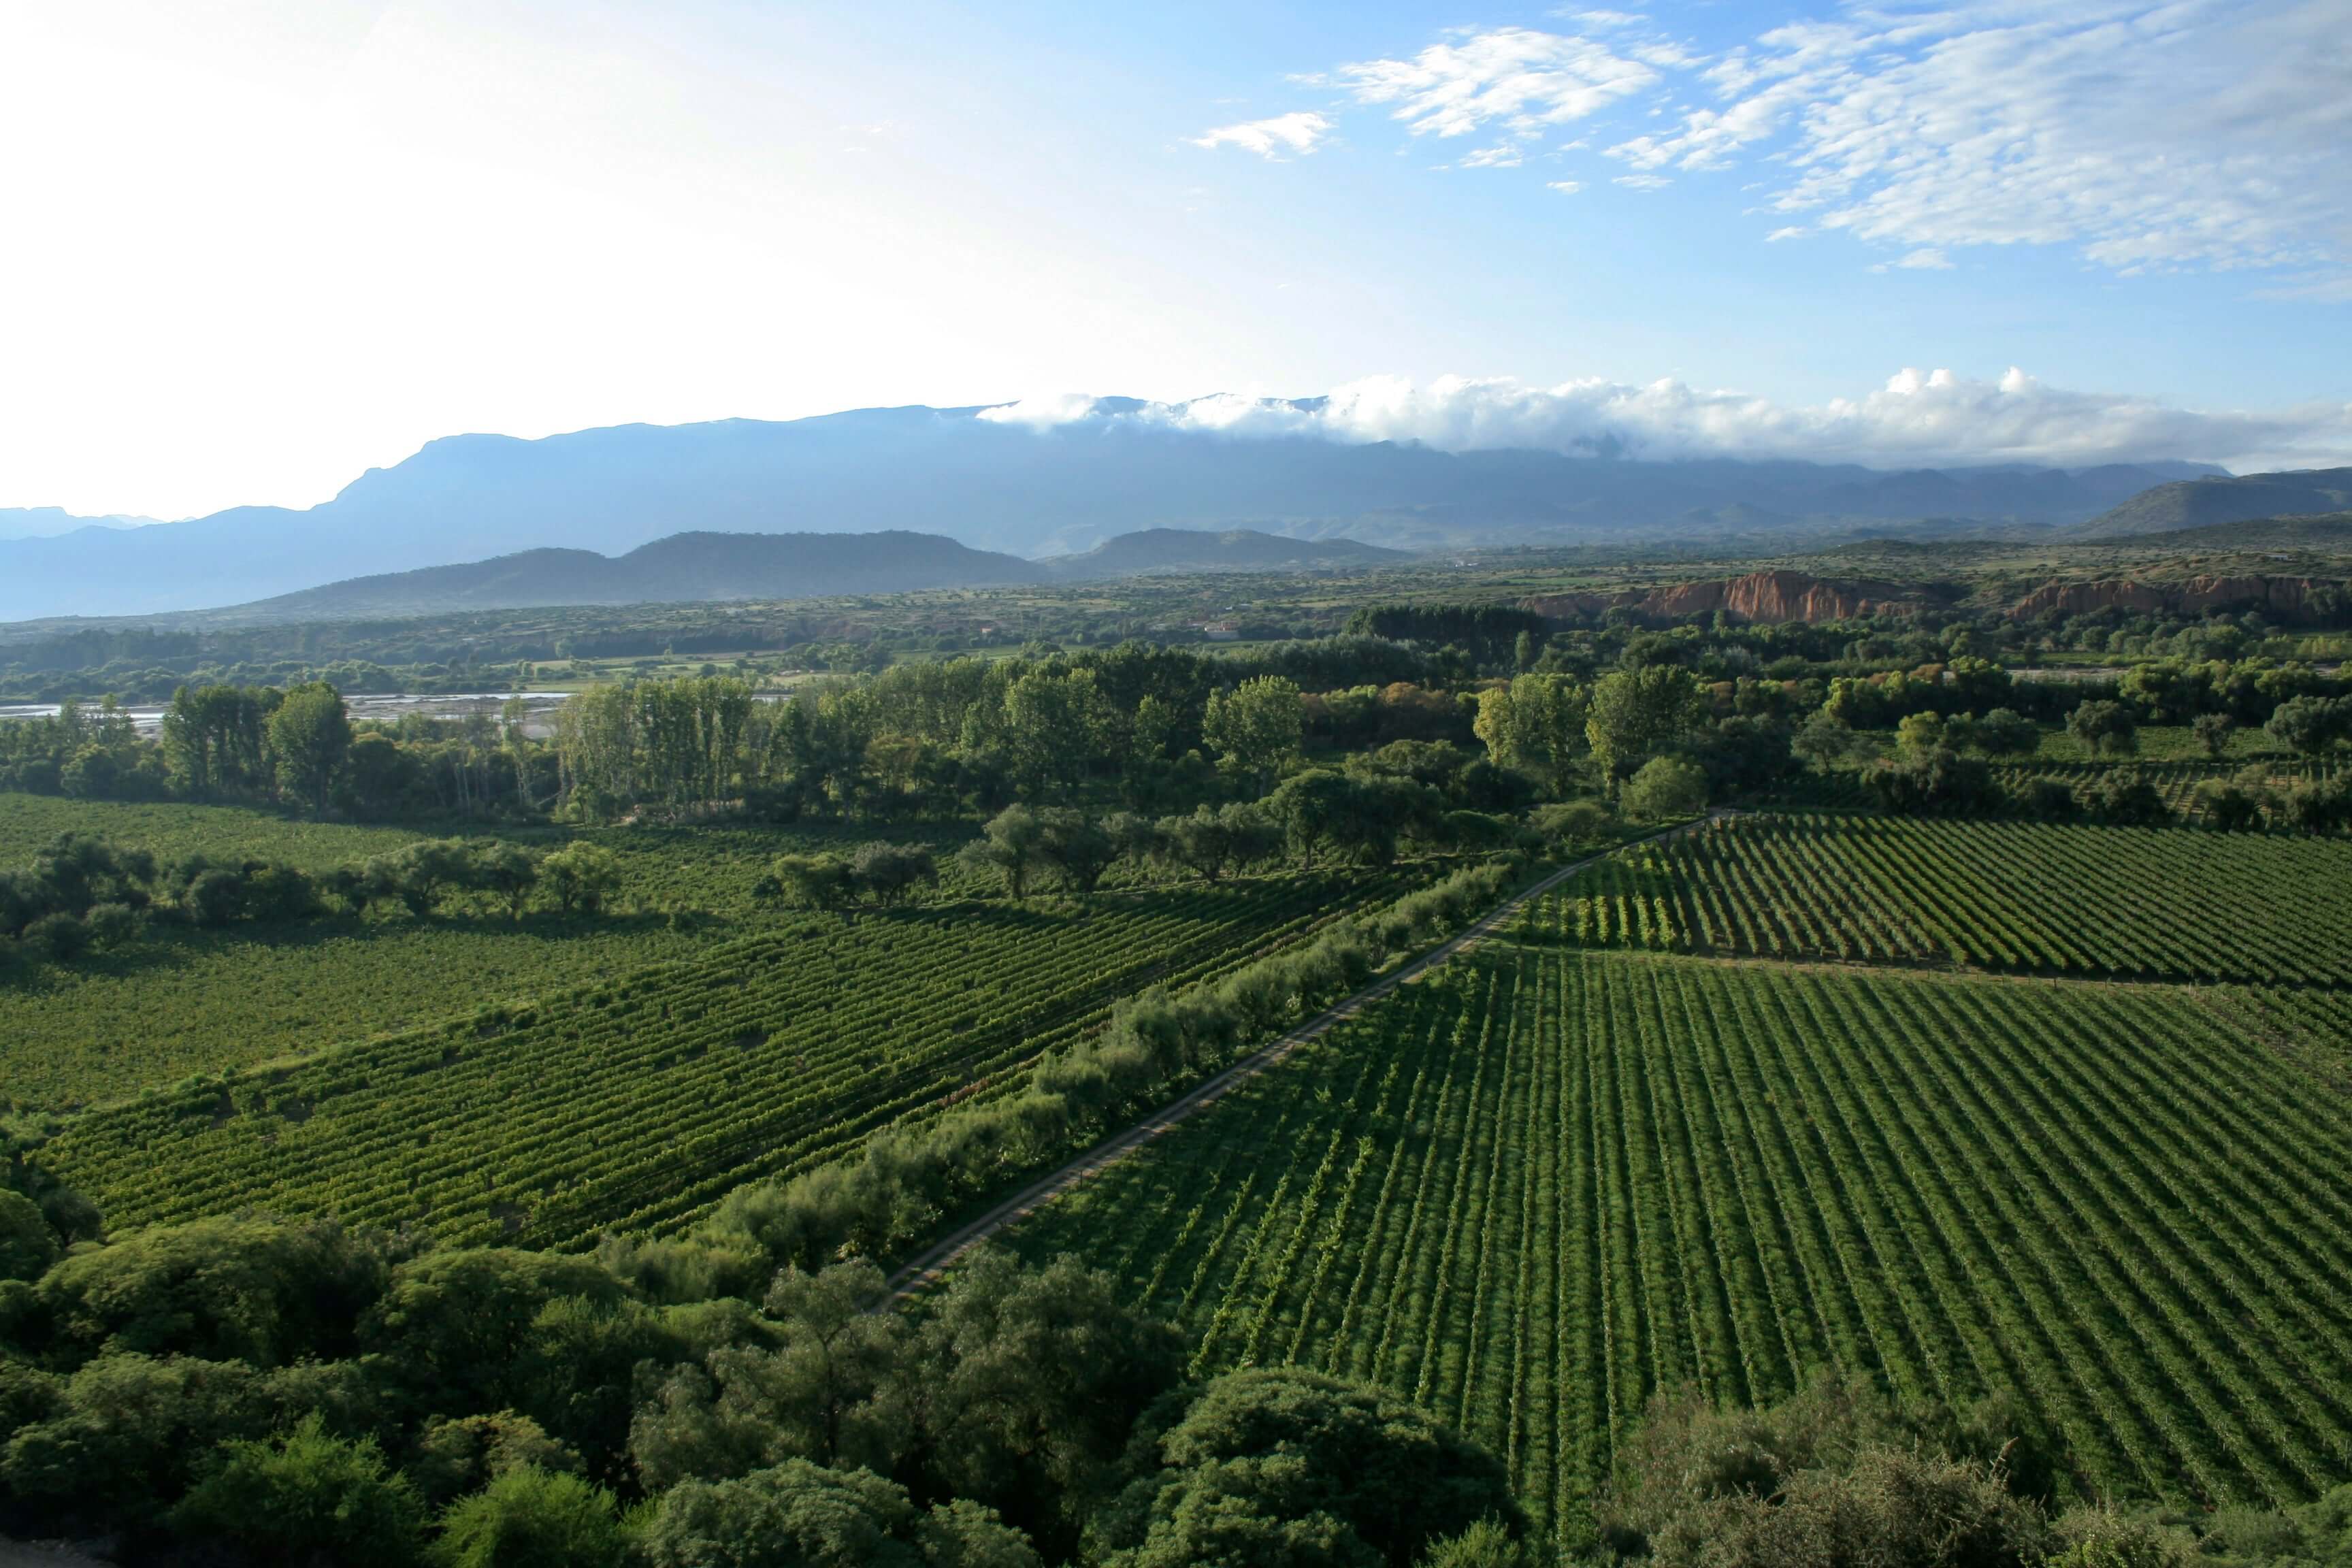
[[0, 832, 622, 975]]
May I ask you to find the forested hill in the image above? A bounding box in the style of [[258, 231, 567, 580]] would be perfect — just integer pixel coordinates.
[[223, 531, 1049, 619], [2072, 467, 2352, 538]]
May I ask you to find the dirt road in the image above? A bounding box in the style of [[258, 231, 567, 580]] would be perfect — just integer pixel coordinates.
[[889, 814, 1718, 1297]]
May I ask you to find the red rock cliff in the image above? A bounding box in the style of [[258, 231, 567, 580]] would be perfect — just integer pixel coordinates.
[[1522, 570, 1903, 625], [2010, 575, 2325, 620]]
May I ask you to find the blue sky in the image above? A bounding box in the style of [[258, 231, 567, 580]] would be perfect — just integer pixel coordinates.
[[1, 0, 2345, 518]]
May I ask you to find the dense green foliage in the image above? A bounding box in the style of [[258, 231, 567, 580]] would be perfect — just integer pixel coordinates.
[[1004, 937, 2352, 1531]]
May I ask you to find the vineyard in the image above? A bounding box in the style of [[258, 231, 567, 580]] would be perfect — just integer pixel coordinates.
[[0, 795, 1191, 1107], [44, 872, 1394, 1246], [1001, 937, 2352, 1531], [1540, 813, 2352, 983]]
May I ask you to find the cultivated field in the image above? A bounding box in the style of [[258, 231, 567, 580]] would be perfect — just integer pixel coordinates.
[[0, 796, 1011, 1106], [1002, 894, 2352, 1530], [44, 872, 1395, 1245], [1546, 812, 2352, 982]]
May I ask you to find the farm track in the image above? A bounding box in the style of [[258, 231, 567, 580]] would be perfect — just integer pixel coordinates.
[[889, 817, 1725, 1297]]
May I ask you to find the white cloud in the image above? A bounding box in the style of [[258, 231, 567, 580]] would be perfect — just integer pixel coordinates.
[[1895, 248, 1954, 270], [1608, 0, 2350, 279], [1765, 225, 1806, 242], [973, 370, 2352, 472], [1613, 174, 1669, 191], [1333, 27, 1669, 144], [1548, 180, 1584, 195], [1190, 110, 1333, 159], [1457, 144, 1524, 169]]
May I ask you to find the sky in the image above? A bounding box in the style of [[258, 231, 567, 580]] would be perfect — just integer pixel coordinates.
[[1, 0, 2347, 519]]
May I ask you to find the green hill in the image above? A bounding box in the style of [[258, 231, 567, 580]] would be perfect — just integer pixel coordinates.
[[2074, 469, 2352, 538]]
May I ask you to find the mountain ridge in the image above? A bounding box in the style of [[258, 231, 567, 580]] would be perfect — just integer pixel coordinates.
[[2072, 468, 2352, 538], [0, 399, 2232, 620]]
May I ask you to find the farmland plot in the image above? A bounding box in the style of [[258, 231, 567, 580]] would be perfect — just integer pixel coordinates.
[[1003, 938, 2352, 1529], [45, 873, 1393, 1247]]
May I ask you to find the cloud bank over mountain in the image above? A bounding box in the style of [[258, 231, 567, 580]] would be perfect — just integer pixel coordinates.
[[981, 371, 2352, 474]]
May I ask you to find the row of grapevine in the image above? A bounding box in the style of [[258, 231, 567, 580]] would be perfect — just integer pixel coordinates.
[[44, 874, 1399, 1246], [1543, 813, 2352, 983], [1000, 940, 2352, 1532]]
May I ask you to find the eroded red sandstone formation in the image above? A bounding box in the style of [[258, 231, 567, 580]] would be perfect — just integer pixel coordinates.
[[1520, 569, 1904, 625], [2008, 576, 2323, 620]]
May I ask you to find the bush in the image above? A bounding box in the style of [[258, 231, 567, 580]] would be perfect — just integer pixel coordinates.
[[169, 1413, 427, 1567], [1621, 757, 1708, 821], [434, 1465, 623, 1568], [1100, 1367, 1524, 1568], [2076, 774, 2170, 828], [0, 1189, 59, 1283], [21, 912, 91, 963]]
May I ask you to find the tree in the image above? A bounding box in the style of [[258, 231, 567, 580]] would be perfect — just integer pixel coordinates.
[[2266, 695, 2351, 758], [469, 841, 540, 921], [1420, 1519, 1527, 1568], [851, 842, 938, 906], [169, 1414, 427, 1568], [266, 682, 353, 813], [2191, 711, 2237, 760], [1620, 757, 1708, 821], [639, 1458, 922, 1568], [1268, 770, 1357, 869], [768, 853, 855, 913], [1791, 711, 1869, 772], [372, 838, 475, 919], [410, 1411, 578, 1507], [2065, 700, 2138, 758], [1156, 804, 1276, 883], [893, 1248, 1186, 1561], [1205, 676, 1306, 796], [435, 1465, 625, 1568], [916, 1499, 1043, 1568], [961, 805, 1045, 900], [1974, 708, 2041, 760], [0, 1189, 59, 1282], [2194, 781, 2263, 832], [1586, 666, 1704, 787], [1473, 675, 1587, 796], [2077, 772, 2171, 827], [1002, 668, 1112, 798], [1034, 810, 1117, 896], [1102, 1367, 1523, 1568], [540, 842, 619, 917], [755, 1260, 903, 1468]]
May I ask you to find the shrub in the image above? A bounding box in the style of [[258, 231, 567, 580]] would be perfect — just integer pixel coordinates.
[[434, 1465, 623, 1568], [169, 1414, 427, 1567], [1621, 757, 1708, 821]]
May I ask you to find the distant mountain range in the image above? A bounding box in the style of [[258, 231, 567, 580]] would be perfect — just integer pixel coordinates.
[[0, 507, 159, 542], [0, 399, 2237, 621], [2072, 468, 2352, 538], [229, 531, 1046, 620], [209, 526, 1409, 622]]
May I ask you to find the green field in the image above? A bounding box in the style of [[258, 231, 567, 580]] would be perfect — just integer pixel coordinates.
[[0, 796, 1064, 1107], [1546, 812, 2352, 983], [44, 871, 1394, 1247], [1003, 934, 2352, 1529]]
